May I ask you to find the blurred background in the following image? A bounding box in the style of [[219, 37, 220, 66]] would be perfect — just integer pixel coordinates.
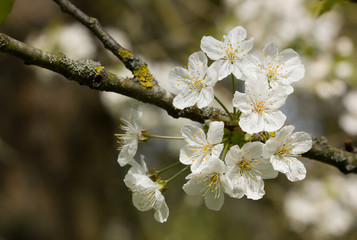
[[1, 0, 357, 239]]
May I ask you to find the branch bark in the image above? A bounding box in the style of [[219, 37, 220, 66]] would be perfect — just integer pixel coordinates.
[[0, 33, 211, 123], [302, 137, 357, 174], [0, 0, 356, 174]]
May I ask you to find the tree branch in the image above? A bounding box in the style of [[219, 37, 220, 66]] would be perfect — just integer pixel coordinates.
[[52, 0, 156, 88], [302, 137, 357, 174], [1, 0, 356, 174], [0, 33, 211, 123]]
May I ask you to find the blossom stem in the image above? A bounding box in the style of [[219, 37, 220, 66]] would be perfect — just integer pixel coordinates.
[[221, 142, 230, 161], [157, 161, 181, 176], [214, 96, 234, 121], [166, 166, 190, 183], [231, 74, 236, 115], [234, 110, 242, 120], [147, 134, 184, 140]]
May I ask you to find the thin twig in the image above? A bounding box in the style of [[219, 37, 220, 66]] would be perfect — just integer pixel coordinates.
[[52, 0, 157, 88]]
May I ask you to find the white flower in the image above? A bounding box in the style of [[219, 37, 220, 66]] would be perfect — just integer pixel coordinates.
[[233, 79, 288, 133], [183, 157, 231, 211], [168, 51, 218, 109], [241, 43, 305, 94], [200, 26, 254, 80], [180, 121, 224, 171], [124, 156, 169, 223], [116, 109, 142, 167], [263, 125, 312, 181], [225, 142, 278, 200]]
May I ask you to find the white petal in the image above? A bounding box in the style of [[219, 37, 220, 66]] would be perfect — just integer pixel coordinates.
[[204, 157, 226, 174], [191, 155, 210, 172], [168, 66, 189, 93], [290, 132, 312, 155], [230, 175, 245, 197], [279, 65, 305, 85], [179, 146, 198, 165], [182, 175, 204, 195], [272, 84, 294, 95], [270, 156, 306, 181], [211, 144, 224, 158], [218, 60, 232, 80], [205, 65, 219, 86], [240, 55, 261, 80], [270, 155, 289, 174], [123, 171, 137, 189], [232, 91, 252, 112], [154, 194, 169, 223], [230, 174, 264, 200], [262, 110, 286, 132], [239, 112, 264, 133], [126, 156, 147, 175], [188, 51, 208, 72], [226, 26, 247, 43], [118, 143, 138, 167], [132, 193, 152, 211], [196, 87, 214, 108], [241, 142, 264, 160], [173, 91, 199, 109], [245, 77, 269, 95], [224, 145, 242, 166], [245, 175, 265, 200], [220, 175, 233, 196], [266, 86, 288, 109], [279, 48, 300, 62], [285, 158, 306, 181], [232, 62, 243, 79], [241, 37, 254, 55], [135, 175, 157, 189], [263, 143, 276, 159], [256, 160, 279, 179], [204, 189, 225, 211], [200, 36, 225, 60], [130, 108, 143, 131], [276, 125, 295, 139], [184, 149, 209, 172], [207, 121, 224, 144], [139, 155, 149, 172], [181, 124, 207, 146], [263, 43, 279, 58]]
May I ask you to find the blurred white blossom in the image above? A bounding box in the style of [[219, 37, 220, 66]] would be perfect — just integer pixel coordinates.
[[315, 79, 347, 99], [27, 23, 96, 59], [284, 175, 357, 238], [335, 36, 354, 57], [339, 90, 357, 135], [334, 61, 354, 79]]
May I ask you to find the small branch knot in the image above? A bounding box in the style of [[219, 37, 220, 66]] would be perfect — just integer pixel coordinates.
[[344, 139, 357, 153], [92, 74, 102, 88]]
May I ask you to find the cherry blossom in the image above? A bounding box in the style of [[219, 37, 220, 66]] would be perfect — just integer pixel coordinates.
[[183, 157, 232, 211], [225, 142, 278, 200], [233, 79, 288, 133], [124, 156, 169, 223], [201, 26, 253, 80], [241, 43, 305, 94], [180, 121, 224, 171], [168, 51, 218, 109], [263, 125, 312, 181], [116, 109, 143, 167]]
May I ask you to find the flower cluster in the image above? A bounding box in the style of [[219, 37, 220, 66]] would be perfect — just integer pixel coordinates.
[[116, 26, 312, 223]]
